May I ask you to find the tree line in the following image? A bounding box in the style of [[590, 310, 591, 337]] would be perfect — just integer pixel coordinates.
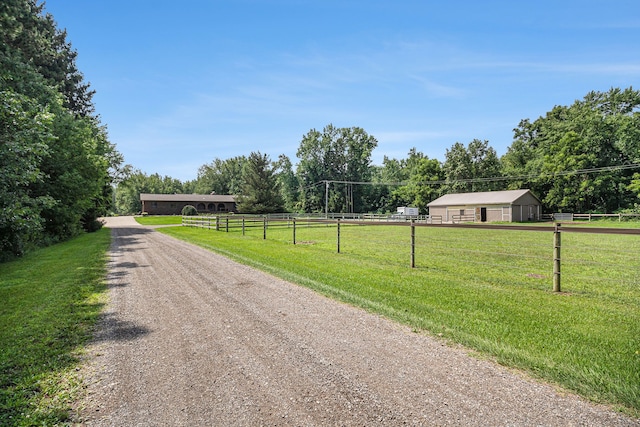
[[1, 1, 121, 260], [3, 4, 636, 263], [116, 87, 640, 217]]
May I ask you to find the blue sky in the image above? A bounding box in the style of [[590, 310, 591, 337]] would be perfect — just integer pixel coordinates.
[[43, 0, 640, 182]]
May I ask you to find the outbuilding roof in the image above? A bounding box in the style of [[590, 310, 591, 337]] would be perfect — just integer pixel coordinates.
[[427, 189, 540, 206], [139, 193, 236, 203]]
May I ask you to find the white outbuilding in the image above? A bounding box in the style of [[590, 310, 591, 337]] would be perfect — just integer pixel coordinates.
[[427, 189, 542, 223]]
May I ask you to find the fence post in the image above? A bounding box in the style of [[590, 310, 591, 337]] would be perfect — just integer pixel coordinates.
[[225, 217, 229, 232], [242, 217, 245, 236], [293, 218, 296, 245], [263, 216, 267, 240], [410, 219, 416, 268], [337, 219, 341, 253], [553, 223, 561, 292], [215, 216, 219, 231]]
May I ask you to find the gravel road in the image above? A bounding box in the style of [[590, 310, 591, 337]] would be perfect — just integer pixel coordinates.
[[74, 216, 639, 426]]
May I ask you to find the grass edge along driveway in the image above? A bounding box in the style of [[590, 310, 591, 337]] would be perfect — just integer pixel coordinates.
[[0, 229, 110, 426], [159, 223, 640, 418]]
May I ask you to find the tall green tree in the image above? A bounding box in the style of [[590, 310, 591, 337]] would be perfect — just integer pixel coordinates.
[[365, 163, 397, 213], [0, 0, 121, 258], [378, 148, 443, 213], [501, 118, 541, 191], [366, 161, 398, 213], [274, 154, 299, 212], [296, 124, 377, 213], [1, 0, 94, 116], [391, 157, 443, 213], [443, 139, 501, 193], [236, 152, 284, 214], [443, 142, 472, 193], [33, 110, 118, 240], [501, 87, 640, 212], [0, 91, 53, 258], [114, 167, 186, 215], [194, 156, 246, 195]]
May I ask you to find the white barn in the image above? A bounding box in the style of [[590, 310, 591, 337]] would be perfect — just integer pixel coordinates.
[[427, 189, 542, 223]]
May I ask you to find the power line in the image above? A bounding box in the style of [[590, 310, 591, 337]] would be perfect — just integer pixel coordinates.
[[430, 163, 640, 186], [307, 163, 640, 188]]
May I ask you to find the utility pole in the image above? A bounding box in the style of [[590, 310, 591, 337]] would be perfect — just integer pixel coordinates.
[[325, 180, 329, 219]]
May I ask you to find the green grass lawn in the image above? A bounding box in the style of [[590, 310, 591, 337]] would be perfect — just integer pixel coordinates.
[[562, 219, 640, 228], [0, 229, 111, 426], [134, 215, 183, 226], [162, 223, 640, 416]]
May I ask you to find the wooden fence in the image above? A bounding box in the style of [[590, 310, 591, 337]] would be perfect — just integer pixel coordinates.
[[571, 213, 640, 221], [182, 215, 639, 293], [542, 213, 640, 221]]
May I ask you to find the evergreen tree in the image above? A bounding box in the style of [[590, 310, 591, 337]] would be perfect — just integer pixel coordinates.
[[236, 152, 284, 214]]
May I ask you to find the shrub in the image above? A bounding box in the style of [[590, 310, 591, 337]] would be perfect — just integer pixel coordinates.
[[181, 205, 198, 216], [83, 219, 104, 233]]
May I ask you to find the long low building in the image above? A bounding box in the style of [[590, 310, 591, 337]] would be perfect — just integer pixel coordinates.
[[140, 193, 236, 215], [427, 189, 542, 223]]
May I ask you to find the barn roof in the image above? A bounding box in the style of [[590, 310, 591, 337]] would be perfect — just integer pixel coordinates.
[[140, 193, 236, 203], [427, 189, 540, 206]]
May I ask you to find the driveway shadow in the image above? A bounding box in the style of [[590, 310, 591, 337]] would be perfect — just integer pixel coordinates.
[[106, 261, 149, 287], [110, 227, 155, 253], [92, 312, 151, 343]]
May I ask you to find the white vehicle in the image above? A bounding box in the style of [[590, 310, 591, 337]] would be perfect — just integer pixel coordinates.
[[396, 207, 419, 216]]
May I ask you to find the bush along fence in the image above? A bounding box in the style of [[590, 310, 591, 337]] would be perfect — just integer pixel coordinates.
[[182, 215, 640, 293]]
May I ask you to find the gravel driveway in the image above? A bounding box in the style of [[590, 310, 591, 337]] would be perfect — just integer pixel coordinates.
[[74, 216, 639, 426]]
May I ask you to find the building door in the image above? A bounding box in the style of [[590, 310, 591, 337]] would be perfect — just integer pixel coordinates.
[[480, 207, 487, 222]]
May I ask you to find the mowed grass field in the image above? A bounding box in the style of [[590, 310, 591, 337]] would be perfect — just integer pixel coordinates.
[[161, 221, 640, 415], [0, 229, 111, 425], [134, 215, 183, 226]]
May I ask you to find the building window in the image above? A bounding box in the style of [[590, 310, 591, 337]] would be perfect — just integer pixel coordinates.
[[207, 203, 215, 211], [218, 203, 226, 212], [197, 203, 205, 211]]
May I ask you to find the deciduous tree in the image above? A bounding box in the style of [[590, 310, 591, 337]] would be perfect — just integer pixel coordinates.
[[443, 140, 501, 194], [114, 167, 187, 215], [0, 91, 53, 258], [501, 87, 640, 212], [0, 1, 121, 258], [296, 124, 377, 213], [194, 156, 247, 195]]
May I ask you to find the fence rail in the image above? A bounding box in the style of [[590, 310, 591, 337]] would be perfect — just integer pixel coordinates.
[[571, 213, 640, 221], [451, 214, 476, 223], [181, 215, 639, 293]]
